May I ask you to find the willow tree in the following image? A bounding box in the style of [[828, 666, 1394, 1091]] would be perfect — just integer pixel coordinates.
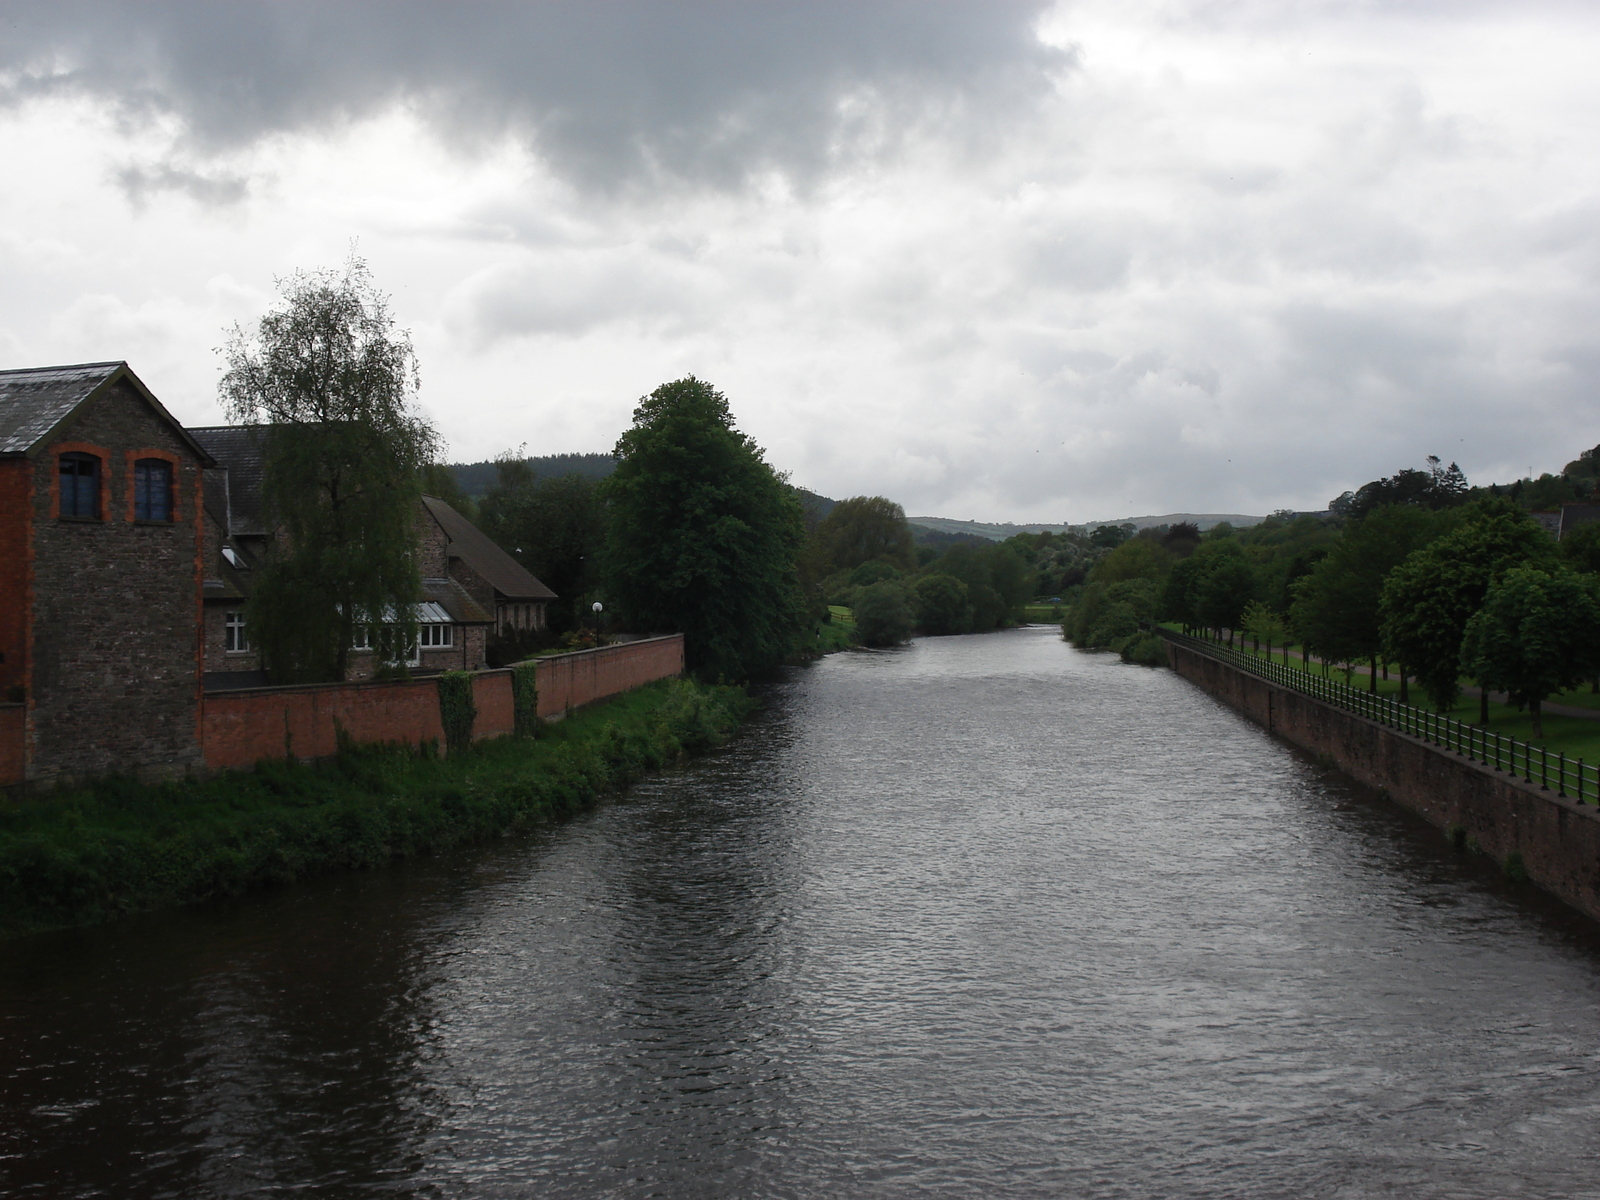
[[220, 256, 439, 682], [604, 376, 805, 679]]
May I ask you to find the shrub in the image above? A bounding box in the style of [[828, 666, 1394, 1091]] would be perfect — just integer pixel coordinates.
[[512, 663, 540, 738], [854, 581, 915, 646], [436, 671, 478, 756]]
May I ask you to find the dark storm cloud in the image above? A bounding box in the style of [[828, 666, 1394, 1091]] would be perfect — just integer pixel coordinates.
[[0, 1, 1068, 189]]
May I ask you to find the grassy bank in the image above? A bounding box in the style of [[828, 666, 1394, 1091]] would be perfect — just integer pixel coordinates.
[[816, 605, 858, 653], [0, 679, 750, 939]]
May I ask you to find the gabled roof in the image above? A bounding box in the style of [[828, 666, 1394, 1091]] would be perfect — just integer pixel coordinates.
[[0, 360, 215, 463], [189, 426, 269, 536], [421, 495, 557, 601]]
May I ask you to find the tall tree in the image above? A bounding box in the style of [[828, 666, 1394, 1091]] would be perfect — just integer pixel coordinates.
[[1460, 567, 1600, 738], [1380, 500, 1557, 712], [1289, 504, 1448, 689], [604, 377, 806, 679], [220, 256, 438, 683], [477, 454, 604, 634], [808, 495, 915, 575]]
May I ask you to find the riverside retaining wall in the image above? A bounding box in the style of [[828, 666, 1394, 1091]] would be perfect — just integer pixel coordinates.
[[1167, 637, 1600, 925], [200, 634, 684, 773]]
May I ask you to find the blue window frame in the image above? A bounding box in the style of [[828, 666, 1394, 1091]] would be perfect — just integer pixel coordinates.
[[59, 453, 100, 519], [134, 458, 173, 522]]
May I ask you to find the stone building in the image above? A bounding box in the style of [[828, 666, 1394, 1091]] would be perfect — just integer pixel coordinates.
[[0, 362, 214, 784]]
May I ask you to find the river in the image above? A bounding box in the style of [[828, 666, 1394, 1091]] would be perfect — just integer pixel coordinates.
[[5, 625, 1600, 1198]]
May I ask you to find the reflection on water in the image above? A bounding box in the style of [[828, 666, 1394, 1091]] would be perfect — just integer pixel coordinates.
[[5, 626, 1600, 1198]]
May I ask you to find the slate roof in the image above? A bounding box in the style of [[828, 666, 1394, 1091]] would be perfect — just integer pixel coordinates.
[[422, 577, 494, 625], [0, 361, 214, 463], [422, 495, 557, 601], [190, 426, 269, 535]]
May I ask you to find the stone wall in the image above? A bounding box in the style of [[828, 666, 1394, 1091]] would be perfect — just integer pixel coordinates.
[[0, 459, 30, 702], [1166, 638, 1600, 925], [28, 381, 205, 783], [200, 634, 685, 771]]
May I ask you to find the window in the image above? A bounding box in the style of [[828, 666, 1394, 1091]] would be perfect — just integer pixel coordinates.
[[59, 453, 100, 519], [134, 458, 173, 521], [224, 611, 249, 653], [419, 623, 453, 649], [350, 626, 372, 651]]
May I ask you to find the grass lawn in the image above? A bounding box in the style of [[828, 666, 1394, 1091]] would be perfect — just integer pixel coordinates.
[[816, 606, 858, 653], [1024, 604, 1066, 623], [1205, 633, 1600, 764]]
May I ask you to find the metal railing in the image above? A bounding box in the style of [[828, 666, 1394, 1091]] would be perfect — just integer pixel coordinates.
[[1162, 629, 1595, 804]]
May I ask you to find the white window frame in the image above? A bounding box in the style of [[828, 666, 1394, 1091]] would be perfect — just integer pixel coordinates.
[[224, 610, 249, 653]]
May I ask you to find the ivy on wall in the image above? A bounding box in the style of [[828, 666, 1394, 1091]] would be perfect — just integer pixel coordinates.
[[512, 663, 540, 738], [437, 671, 477, 756]]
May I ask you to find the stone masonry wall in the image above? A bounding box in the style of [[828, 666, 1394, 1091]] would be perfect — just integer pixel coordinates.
[[28, 380, 204, 782], [1167, 638, 1600, 926], [0, 459, 30, 702]]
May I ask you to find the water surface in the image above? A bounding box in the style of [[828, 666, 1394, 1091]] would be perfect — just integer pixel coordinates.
[[5, 626, 1600, 1197]]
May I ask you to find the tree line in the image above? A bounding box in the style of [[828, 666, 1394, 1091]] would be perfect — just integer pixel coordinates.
[[1062, 456, 1600, 737]]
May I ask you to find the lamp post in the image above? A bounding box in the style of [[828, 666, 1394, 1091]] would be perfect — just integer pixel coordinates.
[[592, 600, 603, 645]]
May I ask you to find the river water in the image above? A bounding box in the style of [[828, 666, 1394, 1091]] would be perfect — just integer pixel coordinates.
[[5, 626, 1600, 1198]]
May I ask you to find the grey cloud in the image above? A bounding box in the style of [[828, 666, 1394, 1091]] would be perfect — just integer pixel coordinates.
[[115, 162, 249, 207], [0, 1, 1069, 191]]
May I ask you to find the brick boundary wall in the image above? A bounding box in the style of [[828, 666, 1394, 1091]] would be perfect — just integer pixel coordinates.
[[532, 636, 686, 719], [199, 635, 685, 773], [1166, 638, 1600, 925]]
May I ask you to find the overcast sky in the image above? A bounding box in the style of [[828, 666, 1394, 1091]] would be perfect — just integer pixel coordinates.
[[3, 1, 1598, 521]]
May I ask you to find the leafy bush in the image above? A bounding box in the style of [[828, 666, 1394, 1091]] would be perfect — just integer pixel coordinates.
[[437, 671, 477, 756], [914, 574, 973, 635], [854, 581, 915, 646]]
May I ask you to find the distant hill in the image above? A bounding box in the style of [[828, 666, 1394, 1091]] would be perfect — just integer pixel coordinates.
[[906, 513, 1265, 542], [448, 454, 616, 497]]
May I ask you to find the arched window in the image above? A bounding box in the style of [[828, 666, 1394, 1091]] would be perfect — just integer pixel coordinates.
[[59, 453, 100, 519], [134, 458, 173, 522]]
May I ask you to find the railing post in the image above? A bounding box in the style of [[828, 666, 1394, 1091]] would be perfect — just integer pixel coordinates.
[[1558, 750, 1567, 797]]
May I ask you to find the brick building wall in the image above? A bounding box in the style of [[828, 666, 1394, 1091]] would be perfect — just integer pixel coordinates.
[[27, 381, 205, 782]]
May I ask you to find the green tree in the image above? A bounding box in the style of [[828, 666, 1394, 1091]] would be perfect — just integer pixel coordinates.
[[220, 255, 439, 683], [1561, 521, 1600, 574], [478, 456, 604, 635], [808, 495, 916, 575], [1090, 537, 1173, 585], [603, 377, 806, 679], [913, 574, 973, 635], [1460, 567, 1600, 737], [1289, 504, 1446, 690], [1380, 500, 1557, 712], [1195, 556, 1255, 646], [854, 581, 916, 647]]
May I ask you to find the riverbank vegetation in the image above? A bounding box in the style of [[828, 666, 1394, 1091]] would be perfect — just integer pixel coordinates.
[[1061, 447, 1600, 721], [0, 679, 750, 939]]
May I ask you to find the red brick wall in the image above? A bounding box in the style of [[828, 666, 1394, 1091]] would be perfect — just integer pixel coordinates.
[[1167, 640, 1600, 926], [0, 705, 22, 787], [200, 635, 684, 771], [533, 636, 686, 717]]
